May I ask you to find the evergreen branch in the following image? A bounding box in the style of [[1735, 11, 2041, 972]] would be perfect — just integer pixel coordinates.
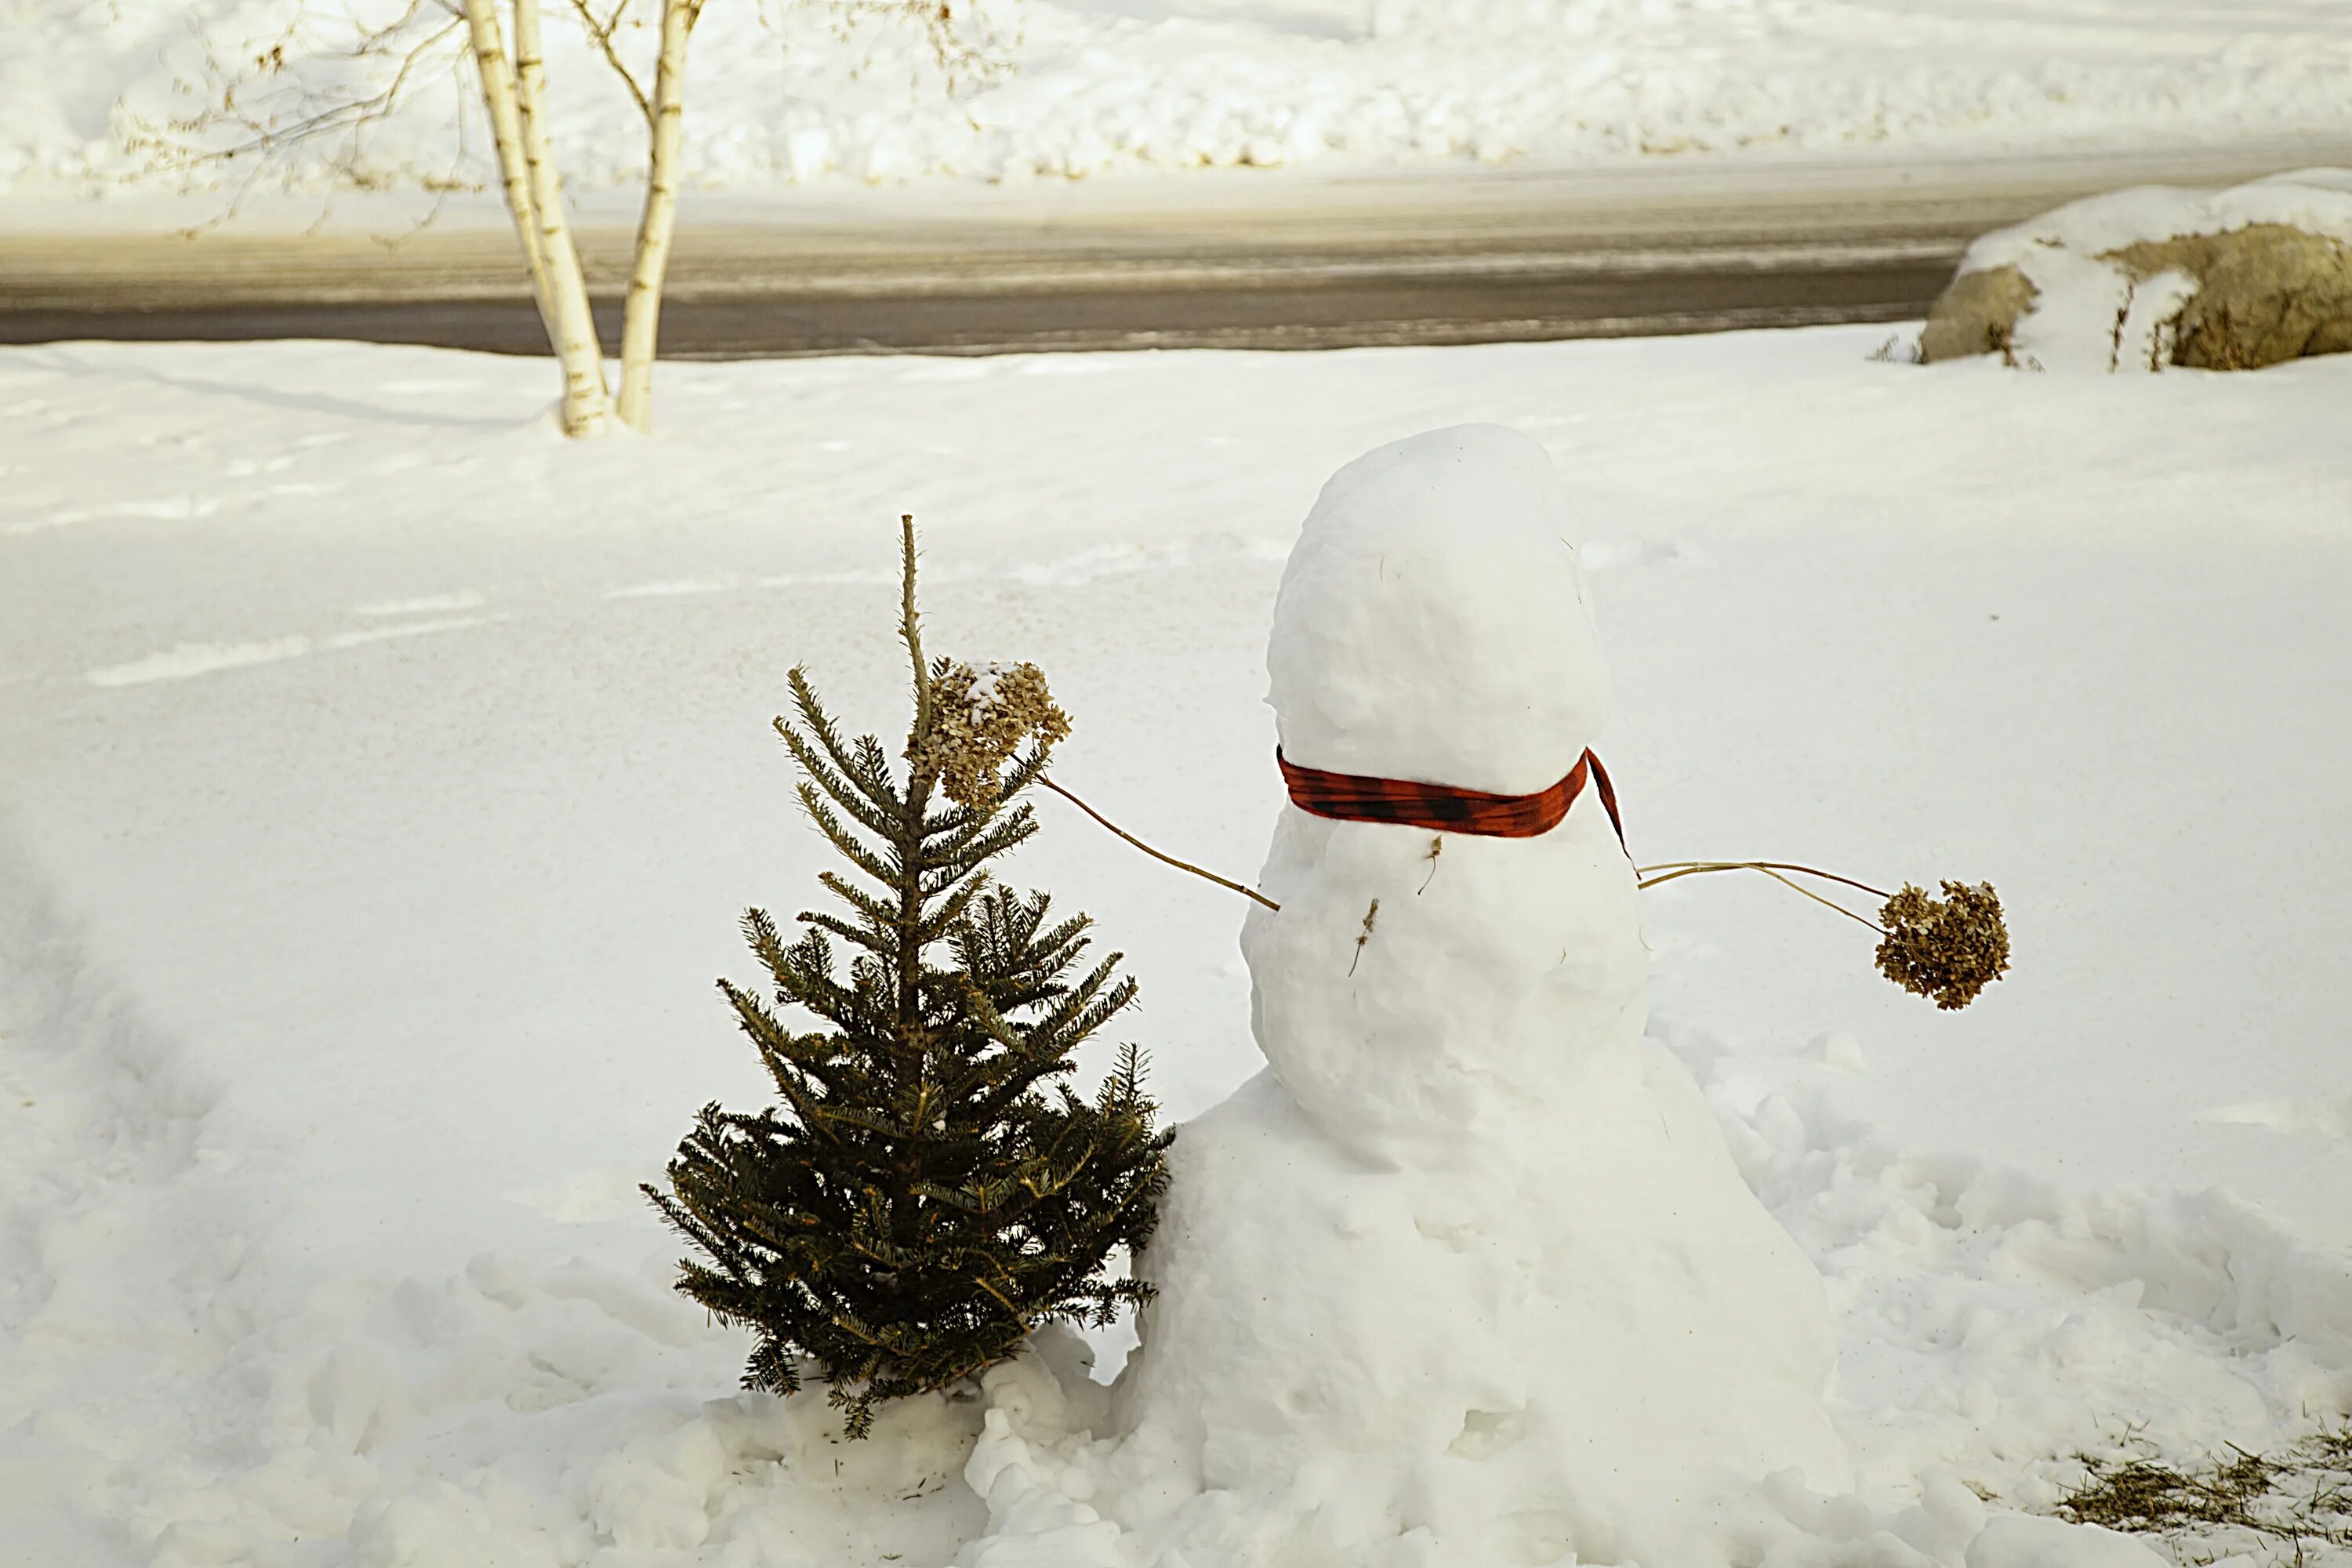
[[851, 735, 901, 800], [815, 871, 903, 936], [918, 793, 985, 842], [785, 668, 905, 818], [717, 999, 836, 1131], [924, 805, 1040, 879], [1023, 912, 1094, 975], [791, 750, 905, 853], [968, 1054, 1082, 1128], [741, 905, 793, 968], [1054, 977, 1141, 1053], [720, 978, 855, 1096], [779, 719, 904, 844], [917, 858, 996, 902], [798, 910, 896, 960], [797, 782, 903, 890], [754, 926, 854, 1015], [956, 906, 1087, 1015], [1020, 954, 1137, 1056], [913, 875, 992, 946], [956, 986, 1087, 1121], [1105, 1043, 1152, 1107]]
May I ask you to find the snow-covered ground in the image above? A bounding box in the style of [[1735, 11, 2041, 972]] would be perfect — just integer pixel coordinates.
[[5, 0, 2352, 197], [4, 327, 2350, 1565]]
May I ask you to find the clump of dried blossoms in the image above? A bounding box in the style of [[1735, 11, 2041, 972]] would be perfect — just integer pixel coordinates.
[[912, 660, 1073, 811], [1874, 880, 2011, 1011], [1632, 861, 2011, 1008]]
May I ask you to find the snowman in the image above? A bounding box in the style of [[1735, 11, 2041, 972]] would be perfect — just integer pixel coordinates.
[[1076, 423, 1852, 1567]]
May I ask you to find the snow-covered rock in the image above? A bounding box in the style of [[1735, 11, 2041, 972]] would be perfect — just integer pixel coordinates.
[[1921, 169, 2352, 372]]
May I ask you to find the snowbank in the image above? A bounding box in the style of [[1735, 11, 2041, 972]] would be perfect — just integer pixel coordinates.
[[1921, 169, 2352, 371], [6, 0, 2352, 197], [4, 329, 2352, 1563]]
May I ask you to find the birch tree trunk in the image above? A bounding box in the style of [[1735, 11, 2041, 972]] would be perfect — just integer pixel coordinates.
[[510, 0, 612, 437], [615, 0, 698, 432], [459, 0, 554, 320]]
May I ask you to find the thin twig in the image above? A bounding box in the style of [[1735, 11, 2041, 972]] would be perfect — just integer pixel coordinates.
[[140, 16, 464, 176], [1752, 867, 1886, 934], [1039, 778, 1280, 913], [1637, 861, 1890, 900], [1038, 793, 1891, 936], [1637, 862, 1885, 932], [568, 0, 652, 122]]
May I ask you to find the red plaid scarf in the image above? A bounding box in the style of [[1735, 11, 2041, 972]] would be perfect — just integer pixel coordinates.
[[1277, 747, 1627, 850]]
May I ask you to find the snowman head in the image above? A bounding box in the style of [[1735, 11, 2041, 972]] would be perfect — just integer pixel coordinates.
[[1266, 424, 1610, 798]]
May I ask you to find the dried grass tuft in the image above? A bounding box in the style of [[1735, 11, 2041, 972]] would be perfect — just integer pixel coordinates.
[[2053, 1424, 2352, 1562]]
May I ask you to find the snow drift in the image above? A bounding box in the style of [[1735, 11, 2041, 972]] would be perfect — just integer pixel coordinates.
[[6, 0, 2352, 196]]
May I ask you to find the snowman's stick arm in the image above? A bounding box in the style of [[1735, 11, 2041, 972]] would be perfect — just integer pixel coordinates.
[[1636, 860, 1889, 901], [1034, 784, 1888, 935], [1635, 862, 1886, 933], [1038, 776, 1283, 913]]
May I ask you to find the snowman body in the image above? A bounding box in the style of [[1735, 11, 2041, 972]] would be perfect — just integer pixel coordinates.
[[1102, 426, 1850, 1567]]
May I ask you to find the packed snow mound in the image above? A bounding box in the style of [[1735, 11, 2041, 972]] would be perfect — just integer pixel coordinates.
[[1265, 424, 1608, 797], [1921, 169, 2352, 372], [8, 0, 2352, 195], [968, 426, 1858, 1566], [951, 426, 2219, 1568], [1247, 426, 1641, 1162]]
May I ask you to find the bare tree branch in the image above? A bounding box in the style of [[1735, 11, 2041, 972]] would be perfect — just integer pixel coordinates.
[[567, 0, 654, 125]]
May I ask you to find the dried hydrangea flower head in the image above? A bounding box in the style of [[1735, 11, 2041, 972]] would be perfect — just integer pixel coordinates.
[[1874, 880, 2010, 1010], [912, 660, 1073, 811]]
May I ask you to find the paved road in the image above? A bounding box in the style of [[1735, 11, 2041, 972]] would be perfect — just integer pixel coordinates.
[[5, 143, 2346, 356]]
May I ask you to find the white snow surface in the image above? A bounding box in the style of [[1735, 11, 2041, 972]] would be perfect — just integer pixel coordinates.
[[7, 0, 2352, 196], [1954, 168, 2352, 372], [3, 329, 2351, 1566]]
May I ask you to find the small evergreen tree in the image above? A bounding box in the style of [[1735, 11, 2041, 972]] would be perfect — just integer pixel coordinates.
[[646, 518, 1172, 1437]]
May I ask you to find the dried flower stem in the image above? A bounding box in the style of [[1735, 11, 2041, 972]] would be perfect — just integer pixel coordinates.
[[1636, 861, 1890, 899], [1634, 862, 1890, 932], [1040, 777, 1281, 913], [1040, 801, 1900, 945], [1036, 789, 2007, 1007], [1040, 800, 1890, 934]]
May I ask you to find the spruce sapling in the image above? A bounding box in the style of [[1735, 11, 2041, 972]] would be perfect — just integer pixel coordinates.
[[645, 517, 1171, 1438]]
